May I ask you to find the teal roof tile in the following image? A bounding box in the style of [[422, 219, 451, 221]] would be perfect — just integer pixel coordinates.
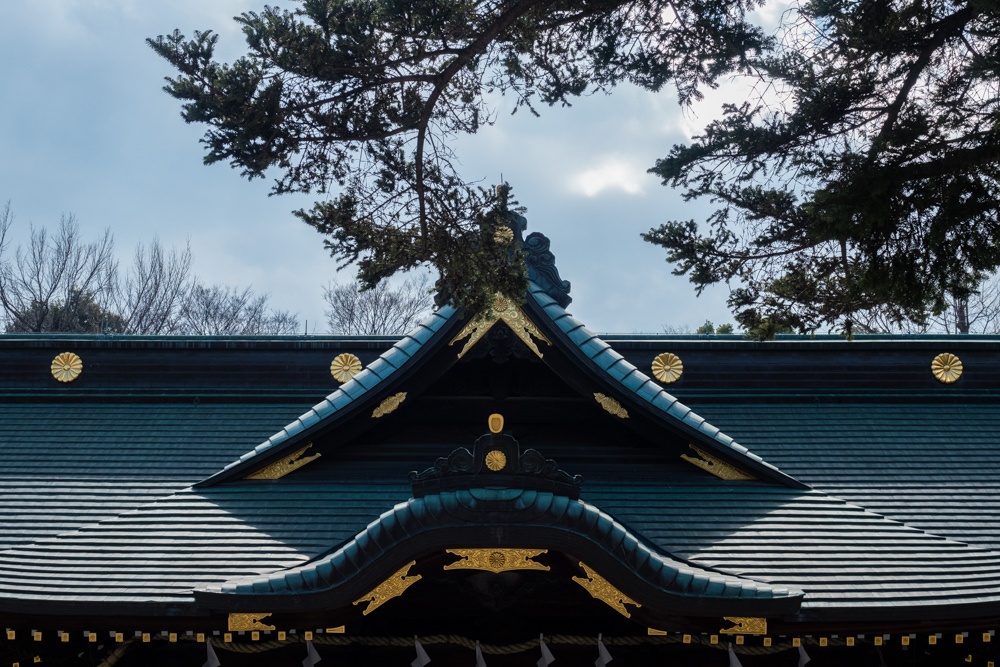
[[409, 324, 436, 345], [298, 410, 321, 430], [365, 358, 392, 378], [353, 369, 381, 390], [205, 309, 455, 479], [527, 284, 789, 480]]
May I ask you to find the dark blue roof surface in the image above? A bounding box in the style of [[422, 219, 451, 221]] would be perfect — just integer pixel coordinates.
[[1, 326, 1000, 622]]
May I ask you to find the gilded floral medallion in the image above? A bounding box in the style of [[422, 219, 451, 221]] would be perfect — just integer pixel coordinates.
[[330, 353, 363, 383], [485, 450, 507, 471], [931, 353, 962, 383], [51, 352, 82, 383], [651, 352, 683, 384]]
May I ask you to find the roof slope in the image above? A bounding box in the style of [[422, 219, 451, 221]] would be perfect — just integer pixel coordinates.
[[687, 402, 1000, 550], [209, 288, 794, 486]]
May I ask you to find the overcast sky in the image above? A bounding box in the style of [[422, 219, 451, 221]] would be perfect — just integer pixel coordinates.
[[0, 0, 764, 334]]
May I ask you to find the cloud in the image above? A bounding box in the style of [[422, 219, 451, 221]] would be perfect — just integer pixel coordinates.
[[569, 159, 647, 197]]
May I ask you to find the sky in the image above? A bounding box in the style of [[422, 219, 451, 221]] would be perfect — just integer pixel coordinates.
[[0, 0, 765, 334]]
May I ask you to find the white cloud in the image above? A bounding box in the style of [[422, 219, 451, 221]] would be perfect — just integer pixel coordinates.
[[570, 159, 647, 197]]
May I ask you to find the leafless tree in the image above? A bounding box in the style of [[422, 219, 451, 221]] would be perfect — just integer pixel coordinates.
[[0, 202, 115, 332], [0, 203, 299, 335], [324, 274, 433, 335], [177, 282, 299, 335], [107, 238, 193, 335], [929, 278, 1000, 334]]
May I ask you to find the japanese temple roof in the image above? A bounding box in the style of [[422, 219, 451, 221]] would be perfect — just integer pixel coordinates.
[[3, 219, 1000, 629], [3, 329, 1000, 623]]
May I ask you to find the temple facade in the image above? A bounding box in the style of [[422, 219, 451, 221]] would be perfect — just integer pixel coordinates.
[[1, 217, 999, 666]]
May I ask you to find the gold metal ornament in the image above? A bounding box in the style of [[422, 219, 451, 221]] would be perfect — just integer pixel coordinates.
[[330, 353, 363, 383], [720, 617, 767, 635], [372, 392, 407, 418], [51, 352, 82, 383], [594, 393, 629, 418], [493, 227, 514, 245], [572, 562, 641, 618], [228, 613, 275, 631], [444, 548, 550, 573], [931, 353, 963, 383], [680, 445, 755, 481], [245, 444, 321, 480], [651, 352, 683, 384], [488, 413, 504, 434], [485, 450, 507, 471], [353, 560, 421, 616], [449, 294, 552, 359]]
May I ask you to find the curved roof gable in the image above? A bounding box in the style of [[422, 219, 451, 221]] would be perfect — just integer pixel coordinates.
[[196, 487, 803, 616], [201, 219, 797, 488]]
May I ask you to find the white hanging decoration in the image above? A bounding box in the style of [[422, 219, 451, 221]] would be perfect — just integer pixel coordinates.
[[412, 636, 431, 667], [537, 633, 555, 667], [302, 639, 323, 667], [798, 643, 811, 667], [728, 642, 743, 667], [595, 633, 613, 667], [202, 641, 221, 667], [475, 640, 488, 667]]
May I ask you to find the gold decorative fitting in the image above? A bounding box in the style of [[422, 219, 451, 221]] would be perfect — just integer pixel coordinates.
[[647, 628, 667, 636], [326, 626, 345, 634], [651, 352, 683, 384], [681, 445, 755, 481], [485, 450, 507, 471], [449, 294, 551, 359], [594, 393, 628, 418], [931, 352, 963, 383], [245, 444, 322, 480], [493, 227, 514, 245], [51, 352, 82, 383], [372, 392, 407, 418], [720, 617, 767, 635], [228, 613, 275, 631], [444, 548, 550, 573], [353, 560, 421, 615], [572, 562, 641, 618], [488, 413, 504, 434], [330, 353, 363, 383]]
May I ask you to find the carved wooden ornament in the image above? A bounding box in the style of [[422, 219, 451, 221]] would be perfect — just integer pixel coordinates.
[[245, 444, 321, 480], [720, 617, 767, 635], [228, 613, 275, 631], [449, 294, 551, 359], [681, 445, 755, 481], [353, 561, 421, 616], [444, 549, 550, 574], [372, 392, 407, 418], [572, 562, 641, 618]]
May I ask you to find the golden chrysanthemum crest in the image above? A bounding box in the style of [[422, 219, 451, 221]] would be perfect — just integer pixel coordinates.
[[330, 353, 363, 383], [651, 352, 683, 384], [51, 352, 82, 383], [485, 450, 507, 471], [931, 353, 962, 384]]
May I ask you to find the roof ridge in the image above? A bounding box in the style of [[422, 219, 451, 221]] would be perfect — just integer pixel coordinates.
[[204, 306, 457, 482], [526, 283, 795, 484]]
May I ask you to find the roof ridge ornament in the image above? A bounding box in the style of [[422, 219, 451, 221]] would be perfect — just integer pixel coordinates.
[[502, 212, 572, 307], [449, 294, 551, 359], [408, 414, 584, 498]]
